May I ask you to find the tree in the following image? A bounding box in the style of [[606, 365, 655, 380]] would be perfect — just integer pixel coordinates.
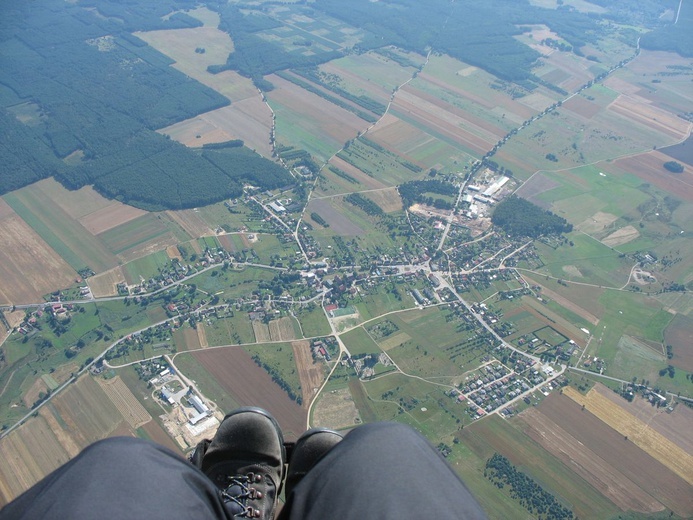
[[663, 161, 684, 173]]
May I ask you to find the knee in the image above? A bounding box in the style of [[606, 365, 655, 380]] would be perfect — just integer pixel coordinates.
[[348, 421, 426, 446], [79, 437, 155, 463]]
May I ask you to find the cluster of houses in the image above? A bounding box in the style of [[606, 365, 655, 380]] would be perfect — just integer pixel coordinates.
[[120, 248, 234, 297], [16, 303, 77, 335], [454, 363, 529, 419]]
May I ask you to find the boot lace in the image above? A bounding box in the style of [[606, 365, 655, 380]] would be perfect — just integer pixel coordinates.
[[220, 472, 264, 518]]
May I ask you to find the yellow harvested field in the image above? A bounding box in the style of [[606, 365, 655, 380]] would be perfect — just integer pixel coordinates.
[[563, 385, 693, 485], [519, 407, 664, 513], [292, 340, 325, 409], [166, 244, 183, 261], [379, 332, 411, 351], [269, 317, 296, 342], [602, 225, 640, 247], [0, 415, 70, 505], [312, 387, 361, 430], [252, 321, 271, 343], [363, 188, 403, 213], [159, 99, 273, 157], [0, 212, 76, 305], [89, 267, 126, 298], [97, 376, 151, 429], [577, 211, 618, 234], [35, 178, 113, 220], [197, 323, 209, 348]]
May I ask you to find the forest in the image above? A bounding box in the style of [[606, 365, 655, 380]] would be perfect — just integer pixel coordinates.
[[313, 0, 605, 82], [491, 196, 572, 238], [207, 5, 342, 88], [0, 0, 293, 210]]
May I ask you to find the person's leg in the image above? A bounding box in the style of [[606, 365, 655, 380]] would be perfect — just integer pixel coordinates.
[[0, 437, 227, 520], [279, 422, 487, 520]]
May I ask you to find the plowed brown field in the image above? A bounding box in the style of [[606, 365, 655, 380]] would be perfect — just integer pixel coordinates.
[[292, 340, 325, 409], [530, 392, 693, 517], [192, 348, 306, 439], [563, 385, 693, 486]]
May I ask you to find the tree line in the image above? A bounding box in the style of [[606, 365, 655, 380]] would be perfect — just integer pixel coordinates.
[[485, 453, 573, 520]]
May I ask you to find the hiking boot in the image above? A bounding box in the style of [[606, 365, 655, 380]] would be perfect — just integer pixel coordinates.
[[285, 428, 343, 497], [192, 407, 286, 519]]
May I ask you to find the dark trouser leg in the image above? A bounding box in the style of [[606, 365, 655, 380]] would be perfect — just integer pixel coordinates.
[[0, 437, 228, 520], [279, 422, 487, 520]]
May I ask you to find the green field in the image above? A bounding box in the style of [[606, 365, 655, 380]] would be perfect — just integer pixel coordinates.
[[268, 99, 346, 161], [99, 214, 171, 256], [341, 327, 381, 357], [244, 342, 302, 403], [383, 307, 487, 379], [294, 305, 331, 338], [205, 314, 256, 346], [352, 283, 417, 322], [123, 251, 171, 284], [458, 415, 619, 519], [363, 372, 465, 437], [198, 201, 269, 234], [324, 51, 420, 100], [533, 232, 633, 287], [595, 290, 677, 388]]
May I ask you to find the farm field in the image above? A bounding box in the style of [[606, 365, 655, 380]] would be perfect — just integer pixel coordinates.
[[98, 213, 187, 262], [311, 386, 361, 430], [292, 340, 327, 408], [134, 27, 257, 103], [606, 50, 693, 116], [1, 4, 692, 518], [0, 202, 76, 305], [365, 113, 472, 171], [136, 25, 274, 155], [159, 100, 273, 158], [519, 392, 692, 516], [321, 49, 423, 101], [267, 74, 370, 161], [608, 151, 693, 202], [591, 383, 693, 458], [0, 375, 140, 507], [562, 385, 693, 485], [190, 347, 306, 439], [3, 186, 117, 273], [664, 314, 693, 371], [458, 414, 620, 519]]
